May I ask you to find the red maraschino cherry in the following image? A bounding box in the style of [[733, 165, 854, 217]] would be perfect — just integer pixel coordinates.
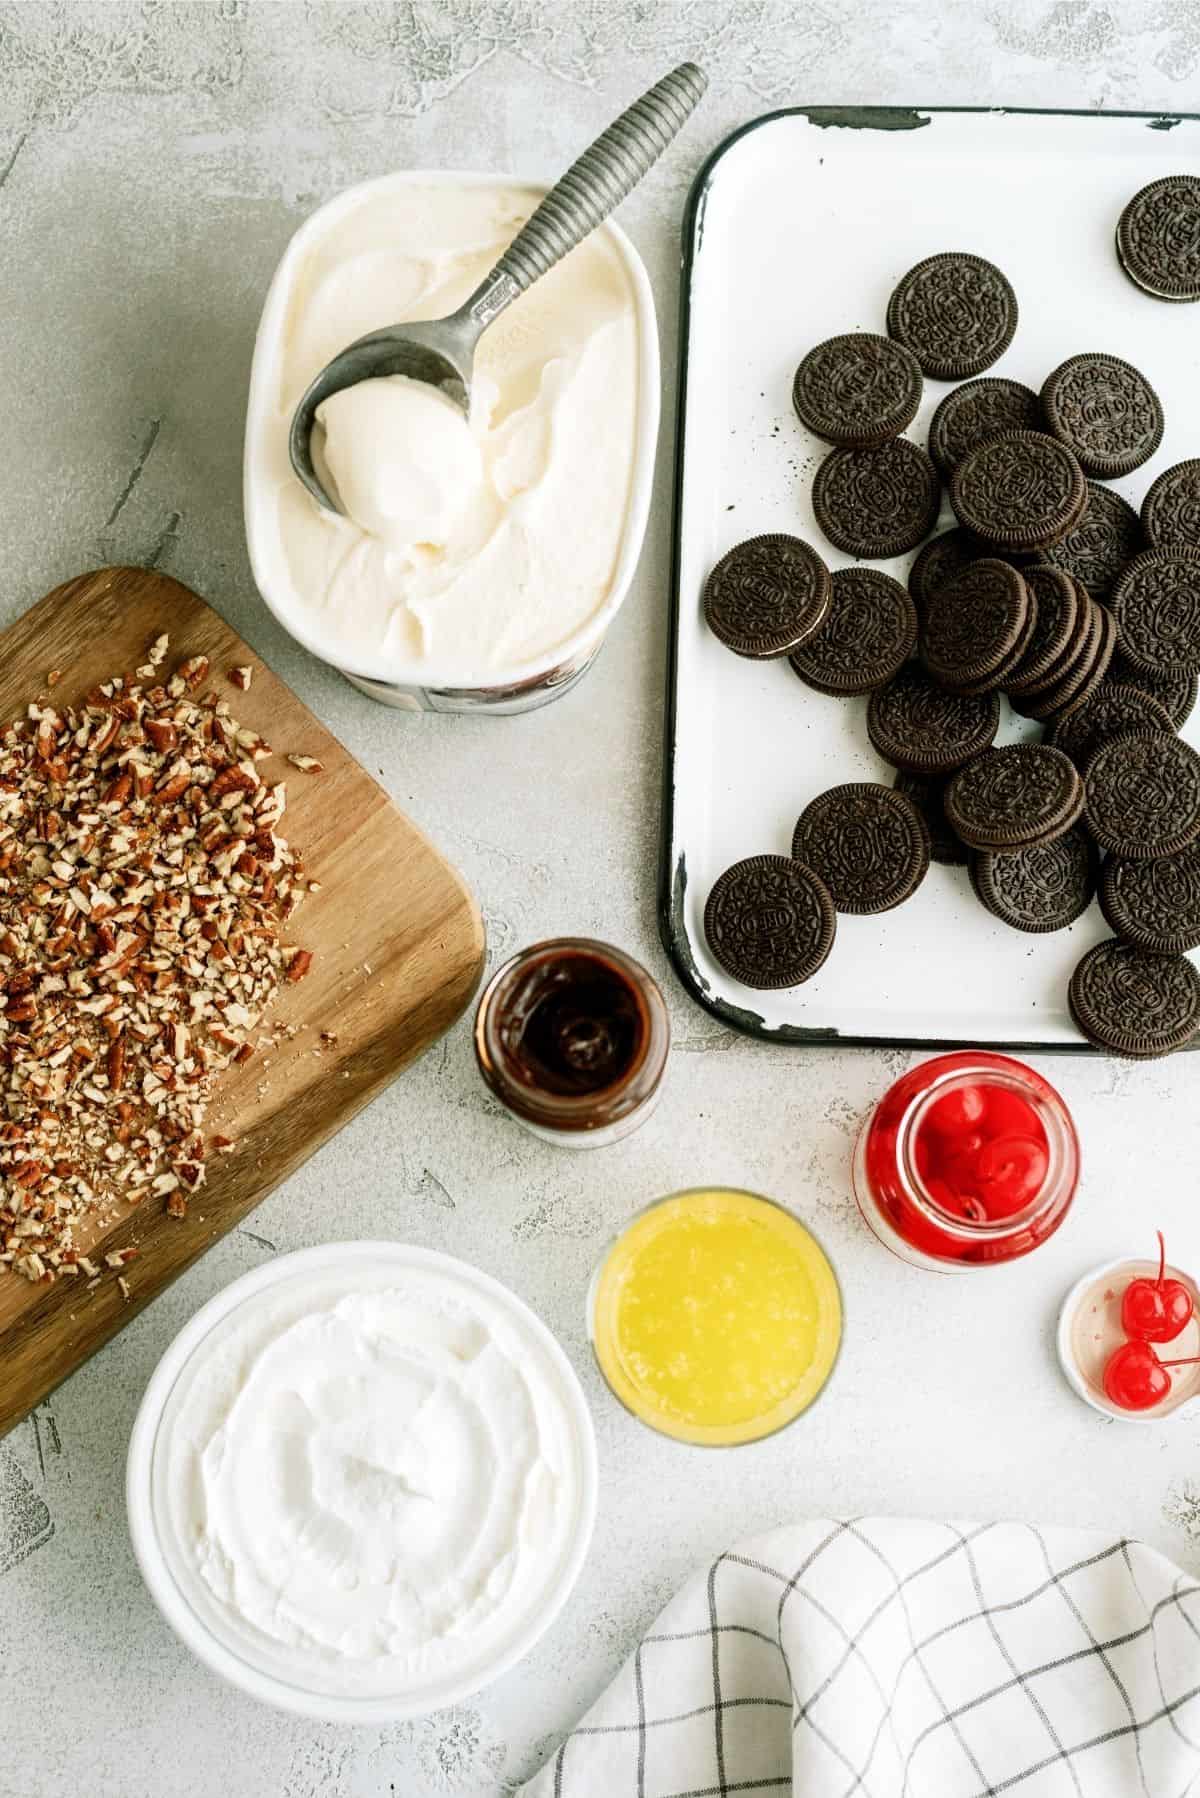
[[1121, 1232, 1194, 1344], [1103, 1341, 1200, 1412]]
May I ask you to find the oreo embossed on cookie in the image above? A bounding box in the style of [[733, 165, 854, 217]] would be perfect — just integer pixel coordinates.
[[789, 567, 918, 695], [867, 664, 1001, 773], [1111, 547, 1200, 675], [1003, 567, 1079, 694], [893, 771, 967, 866], [792, 783, 931, 914], [970, 827, 1098, 935], [1085, 729, 1200, 861], [1109, 651, 1198, 729], [812, 439, 941, 559], [945, 743, 1084, 853], [908, 529, 978, 614], [1142, 459, 1200, 550], [792, 333, 923, 448], [704, 854, 836, 990], [703, 534, 832, 658], [1043, 482, 1142, 600], [1042, 353, 1165, 480], [886, 252, 1018, 380], [950, 430, 1087, 552], [927, 378, 1042, 476], [920, 559, 1029, 693], [1069, 939, 1200, 1059], [1117, 175, 1200, 304], [1101, 846, 1200, 954], [1049, 681, 1175, 770]]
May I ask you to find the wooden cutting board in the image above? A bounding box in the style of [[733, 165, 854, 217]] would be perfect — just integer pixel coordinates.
[[0, 567, 485, 1434]]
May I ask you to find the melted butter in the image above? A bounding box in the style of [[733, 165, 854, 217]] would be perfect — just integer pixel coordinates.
[[590, 1190, 841, 1447]]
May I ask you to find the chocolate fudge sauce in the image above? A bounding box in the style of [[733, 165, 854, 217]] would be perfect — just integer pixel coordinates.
[[474, 938, 670, 1145]]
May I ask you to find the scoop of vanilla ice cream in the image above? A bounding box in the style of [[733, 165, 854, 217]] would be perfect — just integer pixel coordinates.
[[316, 375, 483, 551]]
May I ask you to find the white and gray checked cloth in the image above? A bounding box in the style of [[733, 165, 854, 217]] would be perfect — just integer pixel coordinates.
[[521, 1518, 1200, 1798]]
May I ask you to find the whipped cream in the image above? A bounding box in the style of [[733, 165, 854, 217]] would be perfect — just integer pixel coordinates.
[[151, 1257, 589, 1700], [246, 180, 640, 682]]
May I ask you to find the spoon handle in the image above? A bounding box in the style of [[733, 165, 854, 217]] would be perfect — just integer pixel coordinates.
[[464, 61, 707, 330]]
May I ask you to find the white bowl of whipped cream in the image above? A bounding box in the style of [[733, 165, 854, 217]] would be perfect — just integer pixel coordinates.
[[244, 173, 659, 713], [126, 1242, 598, 1720]]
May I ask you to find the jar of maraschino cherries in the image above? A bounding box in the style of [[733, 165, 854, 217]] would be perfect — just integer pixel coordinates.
[[853, 1051, 1080, 1271]]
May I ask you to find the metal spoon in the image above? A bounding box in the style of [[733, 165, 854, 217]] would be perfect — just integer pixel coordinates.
[[289, 61, 707, 514]]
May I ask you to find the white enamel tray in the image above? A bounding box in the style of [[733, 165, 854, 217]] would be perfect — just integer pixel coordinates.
[[660, 105, 1200, 1049]]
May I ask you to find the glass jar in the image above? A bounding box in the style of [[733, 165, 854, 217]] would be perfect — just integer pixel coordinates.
[[473, 938, 670, 1148], [588, 1188, 842, 1446], [852, 1051, 1079, 1272]]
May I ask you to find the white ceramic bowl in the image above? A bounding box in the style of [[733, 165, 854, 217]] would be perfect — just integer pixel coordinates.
[[126, 1241, 598, 1721], [1057, 1255, 1200, 1423], [244, 170, 660, 714]]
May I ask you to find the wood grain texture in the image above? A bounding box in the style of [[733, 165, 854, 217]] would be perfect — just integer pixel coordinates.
[[0, 567, 485, 1434]]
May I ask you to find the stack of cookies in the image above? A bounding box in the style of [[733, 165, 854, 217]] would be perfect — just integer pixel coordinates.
[[703, 180, 1200, 1059]]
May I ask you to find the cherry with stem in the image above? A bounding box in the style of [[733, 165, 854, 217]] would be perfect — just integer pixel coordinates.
[[1120, 1231, 1194, 1345], [1104, 1342, 1200, 1412]]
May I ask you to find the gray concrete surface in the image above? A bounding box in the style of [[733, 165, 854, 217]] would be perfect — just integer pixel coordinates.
[[3, 3, 1200, 1793]]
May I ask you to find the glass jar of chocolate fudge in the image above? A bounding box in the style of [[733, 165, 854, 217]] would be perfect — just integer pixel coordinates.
[[473, 938, 670, 1147]]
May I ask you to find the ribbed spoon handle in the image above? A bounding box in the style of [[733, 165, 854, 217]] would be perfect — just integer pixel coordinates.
[[466, 61, 706, 327]]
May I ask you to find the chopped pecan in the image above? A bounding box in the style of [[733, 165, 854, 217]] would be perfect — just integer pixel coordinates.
[[176, 655, 210, 691], [284, 949, 313, 983]]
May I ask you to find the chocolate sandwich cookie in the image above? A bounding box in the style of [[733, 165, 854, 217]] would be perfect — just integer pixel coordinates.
[[950, 430, 1087, 552], [812, 439, 941, 559], [908, 529, 977, 615], [789, 567, 917, 695], [927, 377, 1042, 476], [1049, 681, 1175, 771], [970, 827, 1098, 934], [920, 558, 1029, 692], [792, 333, 923, 448], [1085, 729, 1200, 861], [704, 854, 836, 989], [867, 664, 1001, 773], [1014, 597, 1110, 722], [945, 743, 1084, 852], [1008, 595, 1098, 719], [1101, 846, 1200, 954], [1008, 572, 1087, 699], [886, 252, 1018, 380], [1003, 567, 1079, 695], [1111, 547, 1200, 674], [1069, 938, 1200, 1059], [1042, 481, 1142, 600], [1052, 599, 1117, 715], [1142, 459, 1200, 550], [791, 782, 931, 914], [1116, 175, 1200, 304], [1041, 353, 1165, 480], [979, 581, 1044, 694], [893, 770, 967, 865], [703, 534, 832, 658], [1109, 650, 1198, 730]]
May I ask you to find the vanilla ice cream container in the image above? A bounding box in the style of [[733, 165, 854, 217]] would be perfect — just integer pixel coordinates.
[[244, 172, 660, 713]]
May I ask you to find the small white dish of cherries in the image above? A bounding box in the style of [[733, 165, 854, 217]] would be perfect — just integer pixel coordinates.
[[1058, 1234, 1200, 1422]]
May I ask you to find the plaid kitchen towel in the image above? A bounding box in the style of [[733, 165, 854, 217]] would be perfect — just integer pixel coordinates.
[[522, 1518, 1200, 1798]]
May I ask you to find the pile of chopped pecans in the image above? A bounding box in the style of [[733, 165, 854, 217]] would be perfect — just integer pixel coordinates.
[[0, 637, 313, 1283]]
